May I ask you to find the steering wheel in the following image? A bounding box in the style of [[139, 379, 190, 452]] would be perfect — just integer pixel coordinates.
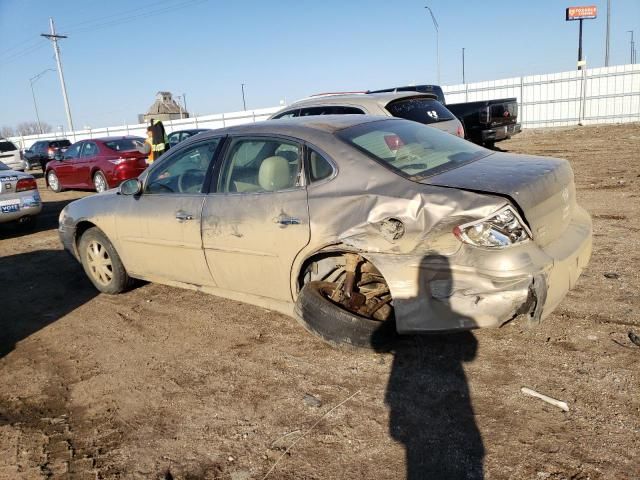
[[177, 169, 205, 193]]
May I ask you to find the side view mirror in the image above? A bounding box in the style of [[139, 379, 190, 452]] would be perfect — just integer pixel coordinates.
[[119, 178, 142, 196], [54, 151, 64, 161]]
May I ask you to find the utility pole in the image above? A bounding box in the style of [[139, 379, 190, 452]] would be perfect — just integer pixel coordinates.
[[182, 93, 188, 117], [241, 83, 247, 111], [628, 31, 636, 64], [424, 6, 440, 85], [41, 18, 74, 134], [462, 47, 466, 84], [604, 0, 611, 66], [29, 69, 55, 134]]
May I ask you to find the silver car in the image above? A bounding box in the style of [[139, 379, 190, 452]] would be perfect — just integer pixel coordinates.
[[0, 161, 42, 225], [58, 116, 592, 347], [269, 92, 465, 137], [0, 139, 25, 171]]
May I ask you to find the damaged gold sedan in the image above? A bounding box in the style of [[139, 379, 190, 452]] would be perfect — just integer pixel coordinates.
[[58, 116, 592, 347]]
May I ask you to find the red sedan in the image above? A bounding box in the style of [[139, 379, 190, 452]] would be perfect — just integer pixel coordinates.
[[46, 136, 148, 193]]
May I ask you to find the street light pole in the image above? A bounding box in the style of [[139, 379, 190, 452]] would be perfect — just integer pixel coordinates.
[[605, 0, 611, 66], [29, 69, 55, 134], [241, 83, 247, 111], [41, 17, 74, 135], [628, 31, 636, 64], [462, 47, 466, 84], [424, 6, 440, 85]]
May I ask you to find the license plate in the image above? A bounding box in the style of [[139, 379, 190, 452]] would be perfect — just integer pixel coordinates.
[[1, 204, 19, 213]]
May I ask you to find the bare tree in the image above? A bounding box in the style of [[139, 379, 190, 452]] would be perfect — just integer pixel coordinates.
[[1, 126, 15, 138], [14, 121, 53, 136]]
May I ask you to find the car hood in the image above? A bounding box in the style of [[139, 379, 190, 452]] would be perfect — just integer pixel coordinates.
[[420, 152, 577, 246]]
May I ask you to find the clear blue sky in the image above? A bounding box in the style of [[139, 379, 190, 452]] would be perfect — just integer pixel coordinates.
[[0, 0, 638, 130]]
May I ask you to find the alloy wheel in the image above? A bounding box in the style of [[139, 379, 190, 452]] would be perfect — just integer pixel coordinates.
[[94, 173, 107, 193], [47, 172, 59, 191]]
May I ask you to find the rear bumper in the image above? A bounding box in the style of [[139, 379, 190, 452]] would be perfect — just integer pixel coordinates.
[[107, 165, 146, 188], [366, 206, 592, 333], [481, 123, 521, 143], [0, 191, 42, 224]]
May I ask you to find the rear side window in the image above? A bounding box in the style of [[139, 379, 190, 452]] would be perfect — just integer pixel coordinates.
[[299, 106, 365, 116], [386, 98, 454, 124], [104, 138, 144, 151], [0, 141, 17, 153], [50, 140, 71, 148], [272, 109, 300, 119], [307, 150, 334, 183]]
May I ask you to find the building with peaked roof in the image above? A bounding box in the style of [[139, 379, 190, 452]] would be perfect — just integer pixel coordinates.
[[139, 91, 189, 123]]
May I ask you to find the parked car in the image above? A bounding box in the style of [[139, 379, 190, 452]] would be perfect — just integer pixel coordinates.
[[46, 136, 148, 193], [0, 161, 41, 226], [24, 139, 71, 171], [58, 116, 591, 347], [269, 92, 465, 137], [167, 129, 210, 148], [370, 84, 521, 147], [0, 139, 26, 171]]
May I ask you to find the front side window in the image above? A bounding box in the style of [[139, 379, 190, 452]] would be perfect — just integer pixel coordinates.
[[338, 119, 488, 179], [218, 138, 302, 193], [386, 98, 455, 124], [145, 139, 220, 194]]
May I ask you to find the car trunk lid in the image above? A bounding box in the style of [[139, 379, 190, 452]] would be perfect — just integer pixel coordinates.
[[0, 170, 21, 194], [421, 152, 576, 247]]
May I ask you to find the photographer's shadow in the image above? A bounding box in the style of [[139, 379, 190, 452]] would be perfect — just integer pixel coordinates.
[[374, 254, 484, 479]]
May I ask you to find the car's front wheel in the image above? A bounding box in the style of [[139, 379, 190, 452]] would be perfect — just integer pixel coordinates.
[[93, 171, 108, 193], [47, 170, 62, 192], [78, 227, 132, 294], [295, 254, 397, 348]]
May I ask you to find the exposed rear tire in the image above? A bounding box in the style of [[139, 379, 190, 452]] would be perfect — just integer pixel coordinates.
[[47, 170, 62, 192], [295, 281, 397, 349], [93, 171, 108, 193], [78, 227, 132, 294]]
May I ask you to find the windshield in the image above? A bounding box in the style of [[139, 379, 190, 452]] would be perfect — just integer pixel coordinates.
[[104, 137, 144, 151], [338, 119, 489, 179], [0, 141, 17, 153]]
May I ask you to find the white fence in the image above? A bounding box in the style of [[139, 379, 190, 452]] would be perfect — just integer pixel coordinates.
[[10, 107, 281, 150], [443, 63, 640, 128], [9, 64, 640, 149]]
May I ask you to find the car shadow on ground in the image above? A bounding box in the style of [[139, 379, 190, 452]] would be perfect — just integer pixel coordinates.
[[0, 249, 97, 359], [373, 255, 484, 479], [0, 199, 77, 240]]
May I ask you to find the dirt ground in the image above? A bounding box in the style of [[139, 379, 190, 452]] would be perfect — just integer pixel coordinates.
[[1, 123, 639, 480]]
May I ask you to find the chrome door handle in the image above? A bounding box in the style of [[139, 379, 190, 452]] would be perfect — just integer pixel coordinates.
[[274, 214, 301, 226], [175, 212, 194, 221]]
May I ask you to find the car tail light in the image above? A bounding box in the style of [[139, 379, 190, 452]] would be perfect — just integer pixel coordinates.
[[479, 107, 490, 124], [47, 148, 54, 158], [108, 157, 138, 165], [16, 178, 37, 192], [384, 134, 405, 151], [456, 124, 465, 138]]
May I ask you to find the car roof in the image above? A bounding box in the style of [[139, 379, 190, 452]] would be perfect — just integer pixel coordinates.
[[87, 136, 144, 142], [199, 115, 400, 138], [286, 91, 437, 109]]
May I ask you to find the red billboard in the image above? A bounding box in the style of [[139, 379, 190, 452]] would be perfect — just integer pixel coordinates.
[[566, 6, 597, 20]]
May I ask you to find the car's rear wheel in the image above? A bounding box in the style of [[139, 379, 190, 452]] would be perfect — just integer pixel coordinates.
[[78, 227, 132, 294], [93, 171, 108, 193], [47, 170, 62, 192], [295, 254, 397, 348]]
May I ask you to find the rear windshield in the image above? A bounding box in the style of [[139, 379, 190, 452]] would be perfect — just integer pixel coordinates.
[[50, 140, 71, 148], [386, 98, 455, 125], [103, 137, 144, 151], [338, 119, 488, 179], [0, 161, 9, 171], [0, 141, 17, 153]]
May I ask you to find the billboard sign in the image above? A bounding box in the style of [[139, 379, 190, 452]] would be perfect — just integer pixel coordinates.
[[566, 6, 597, 21]]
